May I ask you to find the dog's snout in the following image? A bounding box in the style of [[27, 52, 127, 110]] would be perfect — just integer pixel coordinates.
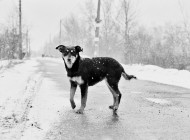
[[68, 58, 71, 62]]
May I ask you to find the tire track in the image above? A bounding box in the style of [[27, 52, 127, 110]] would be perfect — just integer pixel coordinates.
[[0, 73, 42, 140]]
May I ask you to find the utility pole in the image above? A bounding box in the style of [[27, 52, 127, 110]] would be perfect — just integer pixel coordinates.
[[94, 0, 101, 56], [19, 0, 22, 59]]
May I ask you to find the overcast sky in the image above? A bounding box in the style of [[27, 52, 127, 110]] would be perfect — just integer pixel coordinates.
[[0, 0, 190, 51]]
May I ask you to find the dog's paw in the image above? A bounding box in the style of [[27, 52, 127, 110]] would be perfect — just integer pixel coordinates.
[[71, 102, 76, 109], [109, 105, 118, 111], [70, 100, 76, 109], [113, 105, 118, 111], [113, 110, 118, 116], [109, 105, 114, 110], [113, 106, 118, 116], [71, 104, 76, 109], [76, 109, 84, 114]]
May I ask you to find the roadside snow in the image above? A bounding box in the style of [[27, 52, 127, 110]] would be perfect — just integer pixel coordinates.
[[123, 64, 190, 89], [0, 60, 24, 74], [0, 59, 39, 103], [0, 58, 42, 140], [146, 98, 172, 105], [21, 78, 66, 140]]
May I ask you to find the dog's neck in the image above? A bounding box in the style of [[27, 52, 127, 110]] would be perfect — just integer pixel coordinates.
[[64, 55, 81, 77]]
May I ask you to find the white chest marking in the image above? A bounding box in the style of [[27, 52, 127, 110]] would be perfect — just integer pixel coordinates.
[[70, 76, 84, 85]]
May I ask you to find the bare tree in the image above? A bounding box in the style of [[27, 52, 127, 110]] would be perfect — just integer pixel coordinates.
[[82, 0, 96, 55], [101, 0, 115, 55], [62, 15, 86, 45], [43, 15, 88, 57], [118, 0, 138, 63], [0, 3, 29, 60], [178, 0, 190, 57], [94, 0, 122, 60]]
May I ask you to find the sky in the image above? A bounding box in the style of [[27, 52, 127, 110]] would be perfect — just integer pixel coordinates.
[[138, 0, 190, 26], [0, 0, 190, 51]]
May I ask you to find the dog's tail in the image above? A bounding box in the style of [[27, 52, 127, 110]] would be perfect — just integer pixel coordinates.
[[122, 71, 137, 80]]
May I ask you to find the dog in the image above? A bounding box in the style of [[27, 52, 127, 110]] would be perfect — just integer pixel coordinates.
[[56, 45, 136, 114]]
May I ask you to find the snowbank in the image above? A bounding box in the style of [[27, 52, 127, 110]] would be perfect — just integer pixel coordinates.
[[123, 64, 190, 89], [0, 59, 24, 69], [0, 59, 39, 99], [0, 58, 41, 140]]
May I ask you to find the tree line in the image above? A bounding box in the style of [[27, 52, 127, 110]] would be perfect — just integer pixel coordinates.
[[44, 0, 190, 70], [0, 4, 30, 60]]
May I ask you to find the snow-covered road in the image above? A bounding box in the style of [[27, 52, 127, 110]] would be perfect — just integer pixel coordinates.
[[0, 57, 190, 140]]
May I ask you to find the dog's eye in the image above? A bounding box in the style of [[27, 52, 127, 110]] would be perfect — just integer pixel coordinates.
[[70, 50, 76, 55], [63, 50, 69, 56]]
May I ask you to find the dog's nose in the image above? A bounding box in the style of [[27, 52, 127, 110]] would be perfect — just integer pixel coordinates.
[[68, 58, 71, 62]]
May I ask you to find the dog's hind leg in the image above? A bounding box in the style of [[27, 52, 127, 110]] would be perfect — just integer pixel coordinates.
[[106, 79, 122, 115], [105, 80, 116, 110], [76, 83, 88, 114], [70, 81, 77, 109]]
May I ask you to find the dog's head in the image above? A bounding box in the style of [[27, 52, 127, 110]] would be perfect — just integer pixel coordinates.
[[56, 45, 83, 69]]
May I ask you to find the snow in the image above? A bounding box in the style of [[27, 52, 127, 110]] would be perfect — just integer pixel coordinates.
[[146, 98, 172, 105], [0, 59, 24, 73], [123, 64, 190, 89], [21, 79, 66, 140], [0, 57, 190, 139], [0, 58, 42, 140], [0, 59, 39, 104]]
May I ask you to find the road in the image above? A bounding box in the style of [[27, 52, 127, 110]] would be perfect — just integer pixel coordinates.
[[26, 58, 190, 140]]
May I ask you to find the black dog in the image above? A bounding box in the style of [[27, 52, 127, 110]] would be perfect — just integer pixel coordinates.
[[56, 45, 136, 114]]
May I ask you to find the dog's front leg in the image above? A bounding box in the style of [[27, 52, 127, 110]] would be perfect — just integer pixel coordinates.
[[70, 81, 77, 109], [76, 83, 88, 114]]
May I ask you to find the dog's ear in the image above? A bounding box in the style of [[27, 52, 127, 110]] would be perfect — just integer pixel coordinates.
[[56, 45, 65, 52], [75, 46, 83, 53]]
